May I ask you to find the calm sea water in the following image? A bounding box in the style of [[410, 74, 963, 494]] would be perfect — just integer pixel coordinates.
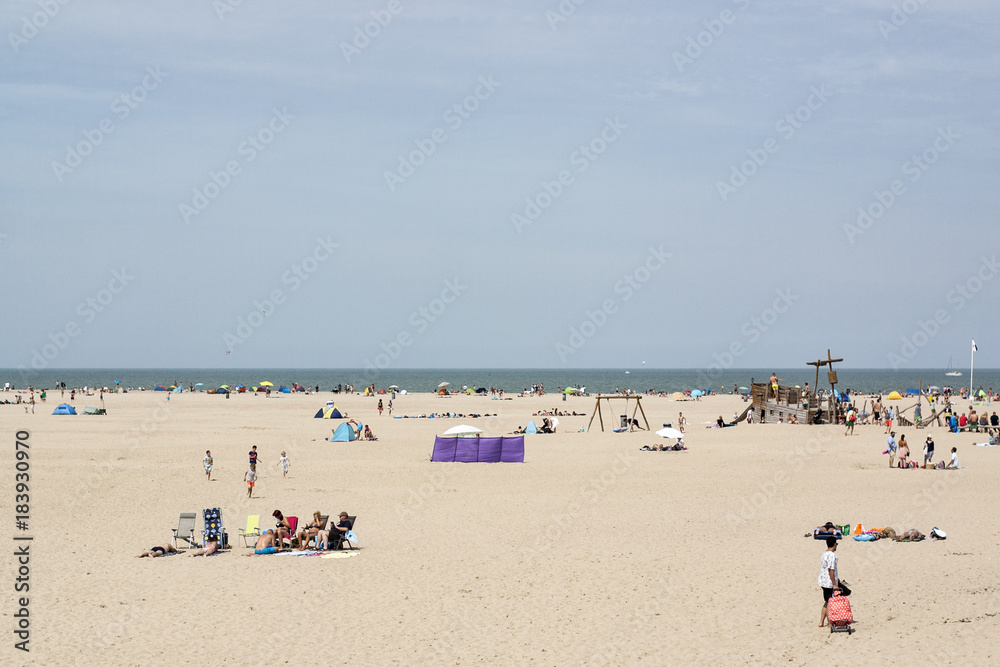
[[1, 368, 996, 395]]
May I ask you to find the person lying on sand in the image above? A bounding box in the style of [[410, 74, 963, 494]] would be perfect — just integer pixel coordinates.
[[893, 529, 924, 542], [135, 543, 178, 558], [190, 538, 219, 556]]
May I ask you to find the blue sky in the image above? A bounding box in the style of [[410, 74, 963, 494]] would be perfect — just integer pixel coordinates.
[[2, 0, 998, 371]]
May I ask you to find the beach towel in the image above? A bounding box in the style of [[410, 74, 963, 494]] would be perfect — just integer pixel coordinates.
[[853, 534, 877, 541]]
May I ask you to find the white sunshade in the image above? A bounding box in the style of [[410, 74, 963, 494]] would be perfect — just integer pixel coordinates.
[[656, 427, 685, 439], [442, 424, 483, 436]]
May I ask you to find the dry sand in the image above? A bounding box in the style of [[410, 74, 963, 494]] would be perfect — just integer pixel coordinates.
[[2, 389, 999, 665]]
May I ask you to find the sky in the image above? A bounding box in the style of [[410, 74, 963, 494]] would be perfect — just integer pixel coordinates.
[[2, 0, 998, 371]]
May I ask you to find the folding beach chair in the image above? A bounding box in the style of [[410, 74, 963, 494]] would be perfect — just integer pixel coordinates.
[[202, 507, 229, 549], [279, 516, 299, 549], [239, 515, 261, 547], [330, 516, 357, 550], [171, 512, 197, 549]]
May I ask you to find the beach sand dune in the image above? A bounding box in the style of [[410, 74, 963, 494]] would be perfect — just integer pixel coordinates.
[[4, 390, 998, 665]]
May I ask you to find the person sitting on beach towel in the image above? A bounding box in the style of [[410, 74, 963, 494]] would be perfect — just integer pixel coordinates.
[[946, 446, 960, 469], [135, 543, 178, 558], [254, 530, 279, 555], [363, 425, 378, 441]]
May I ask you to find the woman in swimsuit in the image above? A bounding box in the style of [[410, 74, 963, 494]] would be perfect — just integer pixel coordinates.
[[135, 544, 178, 558], [273, 510, 291, 550], [294, 511, 324, 549]]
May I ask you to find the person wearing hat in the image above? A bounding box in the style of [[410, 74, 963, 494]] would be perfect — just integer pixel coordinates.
[[923, 436, 935, 469]]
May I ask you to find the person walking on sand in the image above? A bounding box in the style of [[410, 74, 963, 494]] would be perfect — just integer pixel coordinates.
[[844, 407, 857, 436], [378, 399, 383, 416], [249, 445, 258, 468], [884, 406, 895, 433], [886, 431, 897, 468], [277, 451, 289, 478], [818, 538, 846, 627], [245, 464, 257, 498], [678, 412, 686, 433], [387, 399, 393, 415], [204, 450, 213, 481]]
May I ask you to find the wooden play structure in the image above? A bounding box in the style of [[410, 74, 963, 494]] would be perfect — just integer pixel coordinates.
[[751, 350, 844, 424], [587, 395, 651, 432]]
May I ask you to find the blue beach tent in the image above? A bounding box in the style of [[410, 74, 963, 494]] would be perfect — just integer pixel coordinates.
[[331, 422, 360, 442], [52, 403, 77, 415], [525, 420, 538, 434]]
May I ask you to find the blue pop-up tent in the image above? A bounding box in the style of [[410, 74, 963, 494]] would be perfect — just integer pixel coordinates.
[[52, 403, 77, 415], [331, 422, 361, 441]]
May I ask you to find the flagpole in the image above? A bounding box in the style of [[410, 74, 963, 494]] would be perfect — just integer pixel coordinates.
[[970, 339, 975, 399]]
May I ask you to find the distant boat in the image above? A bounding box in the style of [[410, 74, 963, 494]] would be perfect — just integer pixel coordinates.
[[946, 357, 962, 377]]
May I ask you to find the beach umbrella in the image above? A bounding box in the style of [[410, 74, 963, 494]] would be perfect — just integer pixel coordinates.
[[260, 381, 274, 387], [690, 389, 703, 398], [927, 385, 940, 391], [669, 392, 687, 400], [389, 385, 399, 389], [220, 385, 230, 389], [438, 382, 450, 388], [656, 427, 685, 439], [442, 424, 482, 436], [739, 386, 748, 390], [195, 382, 204, 386], [563, 387, 580, 394]]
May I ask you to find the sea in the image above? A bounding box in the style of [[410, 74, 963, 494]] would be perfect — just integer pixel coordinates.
[[1, 368, 996, 395]]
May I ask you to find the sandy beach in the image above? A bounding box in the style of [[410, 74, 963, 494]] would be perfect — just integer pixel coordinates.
[[3, 389, 999, 665]]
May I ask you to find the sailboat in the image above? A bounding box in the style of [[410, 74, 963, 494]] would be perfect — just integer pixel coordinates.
[[945, 357, 962, 377]]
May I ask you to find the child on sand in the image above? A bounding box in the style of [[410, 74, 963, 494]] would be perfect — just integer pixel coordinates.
[[249, 445, 258, 467], [204, 450, 213, 481], [245, 464, 257, 498], [278, 451, 289, 478]]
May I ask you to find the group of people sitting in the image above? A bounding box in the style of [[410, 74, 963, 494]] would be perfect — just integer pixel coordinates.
[[253, 510, 353, 555], [532, 409, 585, 417]]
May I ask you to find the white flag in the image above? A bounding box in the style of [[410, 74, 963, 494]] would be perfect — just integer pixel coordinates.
[[972, 339, 978, 352]]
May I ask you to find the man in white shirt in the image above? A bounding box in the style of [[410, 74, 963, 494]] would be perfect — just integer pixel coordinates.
[[818, 538, 840, 627]]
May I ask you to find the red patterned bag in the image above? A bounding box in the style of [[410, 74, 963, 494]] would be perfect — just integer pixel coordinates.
[[827, 591, 854, 634]]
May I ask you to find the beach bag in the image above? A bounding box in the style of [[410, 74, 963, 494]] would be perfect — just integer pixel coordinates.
[[930, 527, 947, 540], [881, 527, 897, 539], [827, 591, 854, 634]]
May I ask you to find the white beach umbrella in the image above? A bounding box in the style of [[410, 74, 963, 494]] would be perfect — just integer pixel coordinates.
[[656, 427, 685, 439], [442, 424, 482, 436], [438, 382, 450, 388]]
